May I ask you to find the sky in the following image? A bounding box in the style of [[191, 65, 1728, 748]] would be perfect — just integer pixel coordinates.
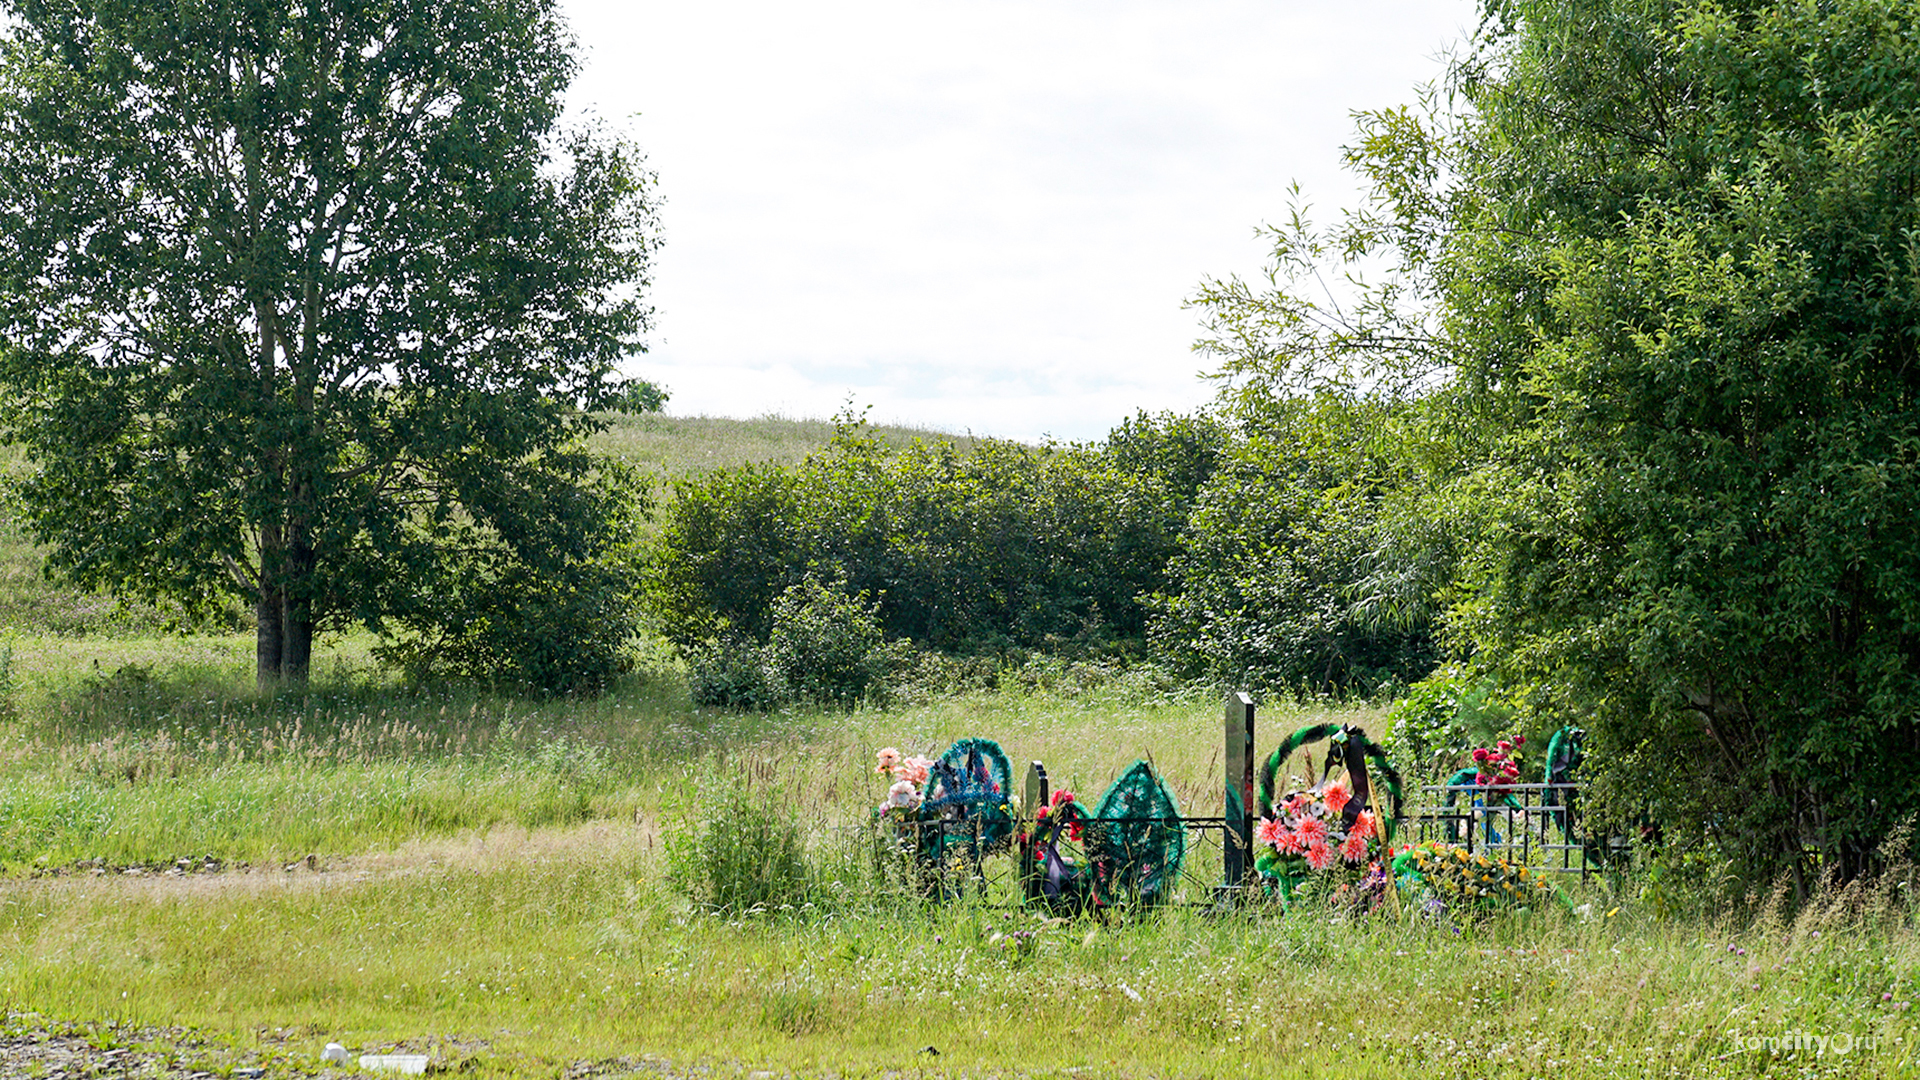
[[559, 0, 1480, 442]]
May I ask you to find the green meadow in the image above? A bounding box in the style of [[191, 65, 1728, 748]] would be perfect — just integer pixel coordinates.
[[0, 417, 1910, 1078]]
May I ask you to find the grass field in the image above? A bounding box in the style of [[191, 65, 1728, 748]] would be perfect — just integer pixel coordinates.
[[0, 631, 1916, 1078], [0, 415, 1915, 1077]]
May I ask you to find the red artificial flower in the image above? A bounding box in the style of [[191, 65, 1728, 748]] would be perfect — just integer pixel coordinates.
[[1340, 829, 1370, 864]]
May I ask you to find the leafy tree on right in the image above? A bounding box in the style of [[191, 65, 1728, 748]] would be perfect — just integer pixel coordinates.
[[1198, 0, 1920, 894]]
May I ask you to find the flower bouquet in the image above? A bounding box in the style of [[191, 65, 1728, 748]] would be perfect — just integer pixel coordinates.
[[1254, 775, 1392, 908], [1391, 839, 1563, 913]]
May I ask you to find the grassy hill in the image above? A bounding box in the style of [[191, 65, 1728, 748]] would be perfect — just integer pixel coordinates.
[[591, 411, 970, 483]]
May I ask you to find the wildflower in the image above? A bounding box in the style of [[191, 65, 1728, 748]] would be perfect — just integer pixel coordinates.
[[875, 747, 902, 774], [1305, 839, 1334, 871], [1322, 777, 1352, 816]]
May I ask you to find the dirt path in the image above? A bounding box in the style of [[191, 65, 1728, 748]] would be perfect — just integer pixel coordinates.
[[17, 817, 662, 899]]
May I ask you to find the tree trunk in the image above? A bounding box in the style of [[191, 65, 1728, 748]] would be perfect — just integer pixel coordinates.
[[282, 521, 315, 684], [256, 523, 285, 689]]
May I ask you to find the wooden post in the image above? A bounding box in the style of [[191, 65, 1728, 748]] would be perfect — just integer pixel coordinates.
[[1224, 691, 1255, 890], [1021, 761, 1049, 902]]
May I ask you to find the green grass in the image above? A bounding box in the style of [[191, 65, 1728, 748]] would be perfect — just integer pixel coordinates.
[[0, 636, 1916, 1076], [590, 411, 972, 483]]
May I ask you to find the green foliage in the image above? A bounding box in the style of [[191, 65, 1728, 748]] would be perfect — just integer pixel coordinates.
[[762, 578, 892, 706], [684, 578, 897, 710], [0, 0, 657, 688], [685, 639, 781, 712], [605, 379, 670, 415], [1148, 392, 1439, 695], [663, 783, 815, 914], [370, 459, 648, 696], [1382, 666, 1517, 786], [649, 410, 1216, 661], [1197, 0, 1920, 889]]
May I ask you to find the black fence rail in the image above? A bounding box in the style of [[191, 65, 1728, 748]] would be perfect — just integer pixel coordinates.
[[1409, 781, 1599, 876]]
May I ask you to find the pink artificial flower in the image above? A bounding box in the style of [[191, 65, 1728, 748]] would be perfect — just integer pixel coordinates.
[[1497, 740, 1513, 753], [1294, 815, 1328, 847], [880, 779, 921, 811], [1513, 734, 1527, 746], [1255, 816, 1285, 849], [1277, 827, 1302, 855], [875, 747, 902, 774], [1305, 839, 1334, 871], [1472, 748, 1491, 763], [1340, 829, 1369, 864], [1051, 789, 1077, 809], [1476, 772, 1492, 786], [1323, 778, 1352, 816], [1284, 792, 1312, 817], [895, 756, 933, 786]]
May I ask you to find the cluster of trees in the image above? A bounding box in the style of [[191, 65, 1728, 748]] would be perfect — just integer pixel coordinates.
[[1188, 0, 1920, 894], [648, 401, 1439, 703]]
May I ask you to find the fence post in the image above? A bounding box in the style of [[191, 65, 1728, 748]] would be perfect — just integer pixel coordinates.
[[1021, 761, 1049, 902], [1224, 691, 1255, 891]]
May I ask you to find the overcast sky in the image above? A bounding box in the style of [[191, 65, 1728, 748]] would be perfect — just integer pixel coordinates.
[[559, 0, 1479, 442]]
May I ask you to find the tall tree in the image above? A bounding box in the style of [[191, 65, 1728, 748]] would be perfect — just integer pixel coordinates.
[[0, 0, 657, 688], [1196, 0, 1920, 888]]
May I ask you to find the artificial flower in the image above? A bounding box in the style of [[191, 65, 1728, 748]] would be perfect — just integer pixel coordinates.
[[880, 779, 921, 811], [875, 747, 901, 774], [1294, 815, 1328, 847], [1322, 778, 1352, 816], [1255, 816, 1285, 848], [1305, 839, 1334, 871], [1340, 829, 1369, 864], [1354, 809, 1379, 840]]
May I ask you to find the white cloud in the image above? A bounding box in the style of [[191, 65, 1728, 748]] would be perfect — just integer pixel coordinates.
[[564, 0, 1478, 441]]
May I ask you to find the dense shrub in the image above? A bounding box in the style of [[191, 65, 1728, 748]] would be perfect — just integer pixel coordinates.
[[762, 578, 891, 706], [685, 579, 897, 709], [1147, 394, 1439, 696], [373, 456, 646, 696], [648, 411, 1218, 662]]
